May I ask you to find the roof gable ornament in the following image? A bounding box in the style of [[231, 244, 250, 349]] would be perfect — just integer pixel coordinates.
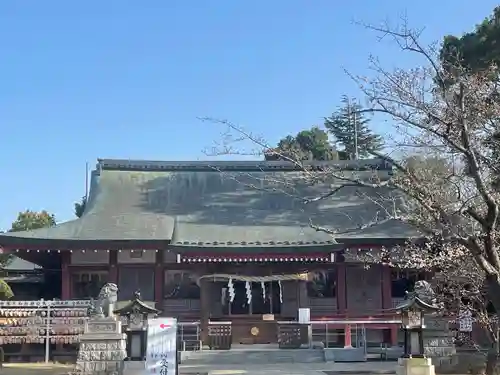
[[395, 280, 441, 313], [113, 290, 161, 316]]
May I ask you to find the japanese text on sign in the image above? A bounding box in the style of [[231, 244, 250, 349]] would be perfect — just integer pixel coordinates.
[[145, 318, 177, 375]]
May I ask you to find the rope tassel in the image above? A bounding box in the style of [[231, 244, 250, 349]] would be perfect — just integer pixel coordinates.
[[278, 280, 283, 304], [245, 281, 252, 305], [228, 278, 235, 303]]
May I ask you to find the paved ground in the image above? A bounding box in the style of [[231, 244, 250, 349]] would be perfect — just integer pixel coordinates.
[[0, 363, 72, 375], [180, 361, 397, 375]]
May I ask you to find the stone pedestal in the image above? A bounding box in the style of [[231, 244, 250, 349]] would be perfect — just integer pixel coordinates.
[[396, 357, 435, 375], [72, 317, 127, 375], [423, 317, 456, 368], [123, 361, 146, 375]]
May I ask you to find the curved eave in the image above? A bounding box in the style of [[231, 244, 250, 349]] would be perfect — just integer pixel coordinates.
[[0, 236, 415, 252], [114, 301, 161, 315], [334, 237, 418, 246], [0, 213, 175, 248], [0, 236, 170, 250], [170, 243, 345, 254], [168, 238, 414, 253], [395, 297, 440, 312]]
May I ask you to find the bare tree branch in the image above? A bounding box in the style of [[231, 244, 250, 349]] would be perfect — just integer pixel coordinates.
[[205, 17, 500, 348]]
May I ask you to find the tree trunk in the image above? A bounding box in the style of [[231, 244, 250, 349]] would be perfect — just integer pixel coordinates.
[[484, 276, 500, 374], [485, 349, 499, 375], [487, 275, 500, 314]]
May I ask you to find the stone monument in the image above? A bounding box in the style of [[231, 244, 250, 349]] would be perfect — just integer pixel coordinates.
[[71, 283, 127, 375], [411, 281, 455, 365]]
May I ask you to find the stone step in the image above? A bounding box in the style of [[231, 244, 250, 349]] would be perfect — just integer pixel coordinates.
[[180, 348, 326, 365]]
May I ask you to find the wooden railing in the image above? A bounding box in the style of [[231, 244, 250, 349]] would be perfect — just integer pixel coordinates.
[[207, 321, 232, 350], [178, 321, 202, 351], [309, 298, 337, 318], [309, 319, 401, 349], [163, 299, 200, 319], [276, 321, 309, 349]]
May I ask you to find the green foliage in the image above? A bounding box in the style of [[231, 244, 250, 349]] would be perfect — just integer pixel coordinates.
[[0, 242, 14, 300], [0, 234, 12, 268], [74, 196, 87, 218], [9, 210, 56, 232], [0, 280, 13, 300], [0, 255, 13, 268], [265, 126, 338, 161], [324, 96, 384, 159], [0, 209, 57, 300], [440, 7, 500, 81], [440, 7, 500, 189]]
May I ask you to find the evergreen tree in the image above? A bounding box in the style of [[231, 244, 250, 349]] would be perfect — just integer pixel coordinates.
[[265, 126, 338, 161], [440, 6, 500, 83], [74, 196, 87, 218], [10, 210, 56, 232], [439, 7, 500, 190], [324, 96, 384, 159]]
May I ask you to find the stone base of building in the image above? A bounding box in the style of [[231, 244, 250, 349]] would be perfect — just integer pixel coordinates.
[[72, 317, 127, 375], [396, 357, 435, 375]]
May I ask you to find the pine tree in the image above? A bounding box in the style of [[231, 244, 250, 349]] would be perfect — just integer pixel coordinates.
[[324, 96, 384, 159]]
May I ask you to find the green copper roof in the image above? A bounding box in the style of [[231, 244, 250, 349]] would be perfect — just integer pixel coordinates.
[[0, 159, 418, 248]]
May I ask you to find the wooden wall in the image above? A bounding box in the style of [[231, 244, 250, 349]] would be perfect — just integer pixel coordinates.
[[65, 252, 391, 322]]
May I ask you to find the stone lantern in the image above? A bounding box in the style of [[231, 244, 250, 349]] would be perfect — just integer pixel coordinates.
[[114, 290, 161, 361], [395, 281, 441, 375]]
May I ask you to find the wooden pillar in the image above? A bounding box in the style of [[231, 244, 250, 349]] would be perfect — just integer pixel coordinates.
[[381, 265, 392, 309], [344, 324, 352, 347], [297, 280, 308, 308], [154, 250, 164, 311], [200, 278, 211, 344], [337, 262, 349, 346], [61, 251, 71, 300], [337, 263, 347, 314], [108, 250, 118, 284], [381, 265, 398, 346]]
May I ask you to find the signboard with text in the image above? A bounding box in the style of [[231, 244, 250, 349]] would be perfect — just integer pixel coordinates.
[[145, 318, 178, 375]]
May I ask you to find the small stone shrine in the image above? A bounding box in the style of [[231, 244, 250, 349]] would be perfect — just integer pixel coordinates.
[[114, 290, 161, 361], [72, 283, 127, 375], [395, 280, 442, 375]]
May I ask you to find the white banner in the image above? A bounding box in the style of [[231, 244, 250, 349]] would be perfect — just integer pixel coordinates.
[[459, 309, 473, 332], [145, 318, 177, 375]]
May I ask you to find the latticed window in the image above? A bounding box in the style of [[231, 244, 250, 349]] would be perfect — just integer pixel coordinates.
[[71, 271, 108, 299], [164, 270, 200, 299], [118, 267, 154, 301], [391, 270, 427, 298], [307, 269, 336, 298]]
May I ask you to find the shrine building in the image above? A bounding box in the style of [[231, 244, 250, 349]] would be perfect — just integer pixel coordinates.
[[0, 158, 420, 347]]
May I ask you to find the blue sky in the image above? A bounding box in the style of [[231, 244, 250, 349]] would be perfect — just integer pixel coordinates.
[[0, 1, 496, 230]]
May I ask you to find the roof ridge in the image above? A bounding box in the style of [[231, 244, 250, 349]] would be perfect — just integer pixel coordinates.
[[96, 158, 393, 172]]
